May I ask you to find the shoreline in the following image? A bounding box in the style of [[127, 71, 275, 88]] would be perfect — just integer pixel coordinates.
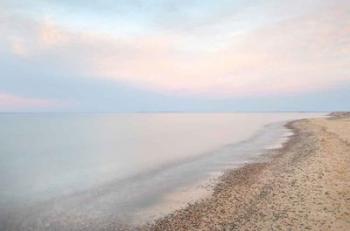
[[143, 113, 350, 230], [133, 120, 295, 224], [140, 120, 302, 230], [132, 120, 296, 224]]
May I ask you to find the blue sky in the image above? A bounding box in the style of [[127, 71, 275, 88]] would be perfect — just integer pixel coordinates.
[[0, 0, 349, 112]]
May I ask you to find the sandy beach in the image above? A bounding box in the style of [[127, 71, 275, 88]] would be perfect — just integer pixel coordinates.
[[143, 113, 350, 230]]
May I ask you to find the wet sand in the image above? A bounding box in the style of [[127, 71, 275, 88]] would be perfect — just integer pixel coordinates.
[[145, 113, 350, 230]]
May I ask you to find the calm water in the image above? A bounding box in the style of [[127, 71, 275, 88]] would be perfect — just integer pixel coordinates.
[[0, 113, 322, 229]]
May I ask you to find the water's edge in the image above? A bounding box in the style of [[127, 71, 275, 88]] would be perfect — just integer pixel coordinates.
[[143, 119, 303, 230], [131, 120, 294, 224]]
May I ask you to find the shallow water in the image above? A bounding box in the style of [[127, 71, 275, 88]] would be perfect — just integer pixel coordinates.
[[0, 113, 322, 229]]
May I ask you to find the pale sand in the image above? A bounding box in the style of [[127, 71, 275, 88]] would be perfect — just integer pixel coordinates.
[[144, 113, 350, 230]]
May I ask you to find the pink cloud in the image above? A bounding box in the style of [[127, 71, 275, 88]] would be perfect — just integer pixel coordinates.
[[0, 93, 70, 111], [80, 4, 350, 97], [1, 2, 349, 98]]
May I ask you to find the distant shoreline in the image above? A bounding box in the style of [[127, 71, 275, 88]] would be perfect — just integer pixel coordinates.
[[145, 113, 350, 230]]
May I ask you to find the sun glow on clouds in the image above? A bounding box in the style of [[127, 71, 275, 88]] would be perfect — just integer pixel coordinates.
[[1, 0, 349, 108]]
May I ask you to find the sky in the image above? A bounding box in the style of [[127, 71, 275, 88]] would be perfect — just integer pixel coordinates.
[[0, 0, 349, 112]]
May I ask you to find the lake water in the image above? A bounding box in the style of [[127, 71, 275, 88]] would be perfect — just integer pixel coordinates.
[[0, 113, 322, 230]]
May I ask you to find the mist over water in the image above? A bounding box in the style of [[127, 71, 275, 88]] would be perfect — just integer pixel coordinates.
[[0, 113, 322, 229]]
